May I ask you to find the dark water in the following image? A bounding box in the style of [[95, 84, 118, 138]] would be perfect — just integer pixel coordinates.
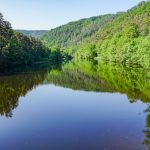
[[0, 61, 150, 150]]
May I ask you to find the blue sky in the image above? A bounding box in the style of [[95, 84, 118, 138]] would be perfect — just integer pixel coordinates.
[[0, 0, 143, 30]]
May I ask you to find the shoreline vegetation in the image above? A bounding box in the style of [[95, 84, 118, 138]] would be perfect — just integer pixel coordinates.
[[0, 13, 64, 68], [0, 1, 150, 70]]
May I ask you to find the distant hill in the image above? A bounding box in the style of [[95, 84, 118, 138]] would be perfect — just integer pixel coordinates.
[[16, 30, 48, 38], [41, 14, 115, 53], [41, 1, 150, 69]]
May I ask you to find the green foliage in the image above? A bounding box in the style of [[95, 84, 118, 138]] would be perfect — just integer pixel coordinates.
[[74, 43, 97, 60], [41, 14, 115, 55], [0, 13, 60, 67], [1, 1, 150, 69], [74, 1, 150, 69], [41, 1, 150, 69]]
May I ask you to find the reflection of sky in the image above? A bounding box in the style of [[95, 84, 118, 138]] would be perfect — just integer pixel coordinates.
[[0, 0, 143, 30], [0, 84, 147, 150]]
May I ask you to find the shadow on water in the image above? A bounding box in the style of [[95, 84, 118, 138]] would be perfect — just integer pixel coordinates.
[[0, 60, 150, 149]]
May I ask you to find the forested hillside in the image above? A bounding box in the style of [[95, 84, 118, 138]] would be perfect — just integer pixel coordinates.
[[74, 1, 150, 68], [41, 1, 150, 69], [41, 14, 115, 54], [16, 30, 48, 38], [0, 13, 51, 67], [1, 1, 150, 69]]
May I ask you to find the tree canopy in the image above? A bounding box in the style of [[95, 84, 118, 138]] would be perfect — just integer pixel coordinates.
[[0, 13, 51, 67], [41, 1, 150, 69]]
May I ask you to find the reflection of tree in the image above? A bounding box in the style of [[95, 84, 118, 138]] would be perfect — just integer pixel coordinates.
[[0, 61, 150, 150], [47, 61, 150, 150], [0, 64, 61, 117], [48, 61, 150, 103], [46, 68, 115, 92], [95, 63, 150, 103], [46, 61, 150, 102], [0, 72, 46, 117], [0, 59, 150, 150]]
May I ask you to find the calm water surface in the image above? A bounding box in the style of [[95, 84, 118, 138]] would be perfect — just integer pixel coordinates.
[[0, 62, 149, 150]]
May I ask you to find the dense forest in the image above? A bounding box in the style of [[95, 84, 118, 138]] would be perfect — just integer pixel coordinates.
[[41, 1, 150, 69], [92, 1, 150, 69], [41, 14, 115, 55], [0, 13, 52, 67], [0, 13, 65, 68], [1, 1, 150, 69]]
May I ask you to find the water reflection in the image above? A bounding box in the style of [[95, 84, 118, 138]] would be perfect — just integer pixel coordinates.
[[0, 64, 61, 117], [0, 61, 150, 149], [0, 61, 150, 115]]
